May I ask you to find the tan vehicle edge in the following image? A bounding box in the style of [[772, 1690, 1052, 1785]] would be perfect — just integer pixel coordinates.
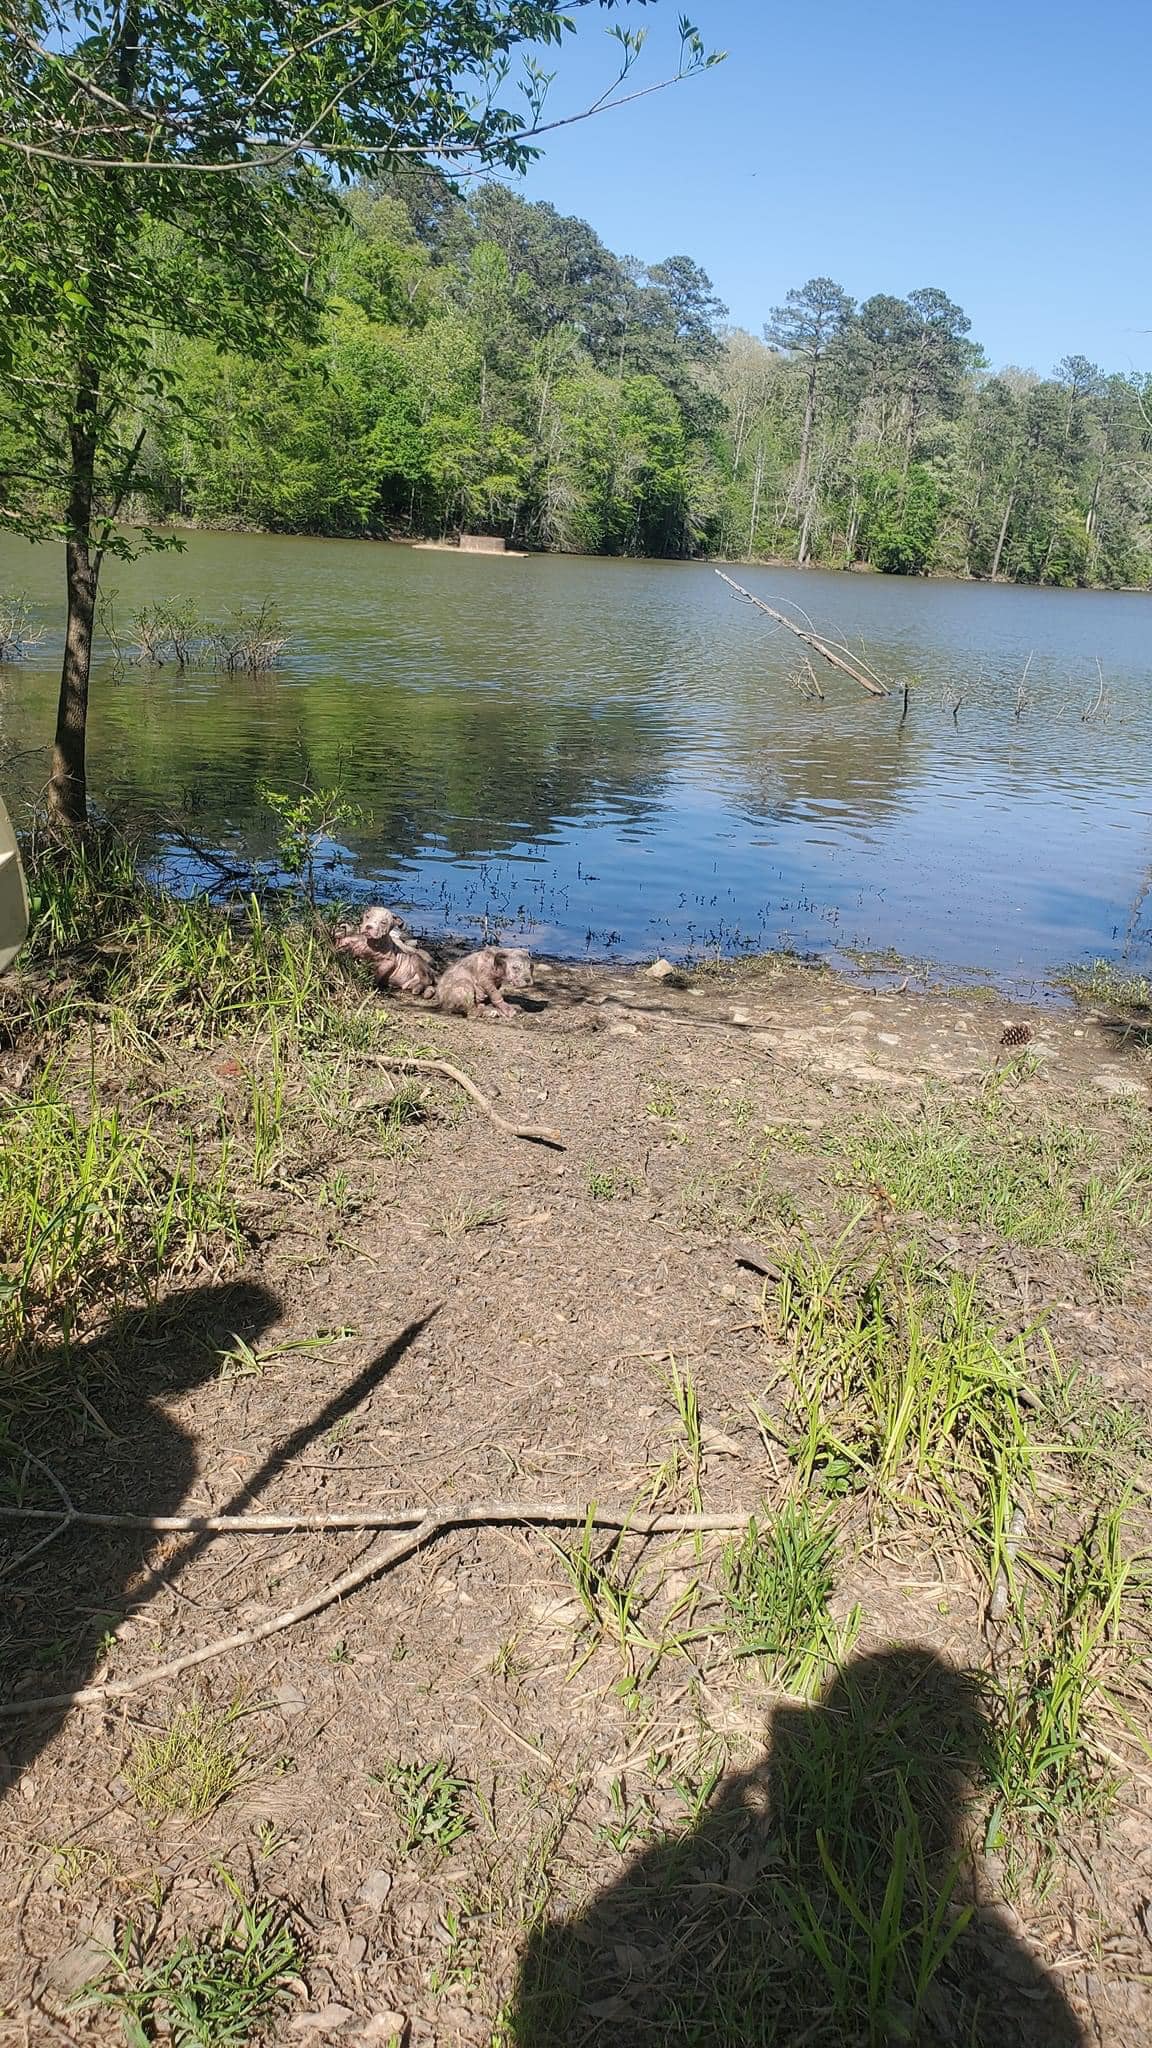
[[0, 795, 29, 974]]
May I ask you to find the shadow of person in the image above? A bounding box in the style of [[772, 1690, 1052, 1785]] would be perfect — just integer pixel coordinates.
[[1, 1280, 280, 1790], [513, 1649, 1085, 2048], [0, 1284, 433, 1794]]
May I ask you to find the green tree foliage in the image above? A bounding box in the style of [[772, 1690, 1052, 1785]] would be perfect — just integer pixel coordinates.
[[133, 195, 1152, 596], [0, 1, 717, 823]]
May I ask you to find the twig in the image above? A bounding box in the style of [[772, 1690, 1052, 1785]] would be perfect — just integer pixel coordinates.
[[1082, 658, 1107, 723], [0, 1451, 76, 1584], [368, 1053, 564, 1148], [158, 815, 253, 882], [1015, 651, 1033, 720], [0, 1500, 750, 1716], [714, 570, 890, 696]]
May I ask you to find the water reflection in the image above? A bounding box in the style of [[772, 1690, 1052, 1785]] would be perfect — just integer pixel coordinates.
[[1, 536, 1150, 982]]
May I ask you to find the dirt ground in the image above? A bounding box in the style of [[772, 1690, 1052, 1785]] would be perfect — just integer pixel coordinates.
[[2, 957, 1151, 2047]]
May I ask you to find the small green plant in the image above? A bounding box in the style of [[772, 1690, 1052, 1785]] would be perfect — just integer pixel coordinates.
[[723, 1501, 861, 1695], [81, 1872, 300, 2047], [257, 781, 361, 903], [666, 1356, 703, 1510], [585, 1160, 639, 1200], [379, 1757, 472, 1855], [987, 1506, 1132, 1835], [597, 1774, 657, 1855], [128, 1697, 251, 1823], [645, 1082, 680, 1120]]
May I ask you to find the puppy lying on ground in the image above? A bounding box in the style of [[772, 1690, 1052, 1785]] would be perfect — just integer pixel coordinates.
[[435, 946, 534, 1018]]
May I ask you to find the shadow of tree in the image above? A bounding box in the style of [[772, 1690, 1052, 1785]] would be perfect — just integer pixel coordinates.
[[0, 1284, 433, 1792], [513, 1649, 1085, 2047]]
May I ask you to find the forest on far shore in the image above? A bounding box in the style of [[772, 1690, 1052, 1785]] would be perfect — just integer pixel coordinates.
[[28, 169, 1152, 587]]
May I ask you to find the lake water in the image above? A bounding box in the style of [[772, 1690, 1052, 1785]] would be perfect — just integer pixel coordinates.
[[1, 534, 1150, 988]]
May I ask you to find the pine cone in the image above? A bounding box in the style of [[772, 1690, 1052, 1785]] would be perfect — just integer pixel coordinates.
[[1000, 1023, 1033, 1049]]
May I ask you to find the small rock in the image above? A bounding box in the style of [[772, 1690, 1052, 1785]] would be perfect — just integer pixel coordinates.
[[45, 1915, 117, 1999], [1094, 1072, 1148, 1098], [273, 1681, 309, 1718], [343, 1933, 368, 1968], [607, 1022, 639, 1038], [877, 1031, 900, 1046], [846, 1009, 877, 1023], [355, 2019, 407, 2045], [289, 2004, 356, 2036], [357, 1870, 394, 1911], [645, 958, 678, 980]]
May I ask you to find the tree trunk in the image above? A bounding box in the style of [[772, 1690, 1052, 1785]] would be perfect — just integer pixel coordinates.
[[746, 440, 764, 558], [990, 488, 1016, 581], [48, 403, 100, 829]]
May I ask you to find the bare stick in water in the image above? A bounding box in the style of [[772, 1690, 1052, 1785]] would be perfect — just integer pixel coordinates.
[[714, 570, 891, 697]]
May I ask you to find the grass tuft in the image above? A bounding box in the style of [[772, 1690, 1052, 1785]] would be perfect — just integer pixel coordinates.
[[771, 1223, 1033, 1575], [81, 1871, 300, 2047], [128, 1697, 251, 1823], [722, 1501, 860, 1696]]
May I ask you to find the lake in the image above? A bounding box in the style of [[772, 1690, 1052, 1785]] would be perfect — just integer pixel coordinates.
[[1, 533, 1150, 989]]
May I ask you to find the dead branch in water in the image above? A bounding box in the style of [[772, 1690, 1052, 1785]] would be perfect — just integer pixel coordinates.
[[714, 570, 891, 697], [368, 1052, 564, 1148], [1015, 651, 1034, 720], [789, 656, 824, 702], [1082, 657, 1108, 723]]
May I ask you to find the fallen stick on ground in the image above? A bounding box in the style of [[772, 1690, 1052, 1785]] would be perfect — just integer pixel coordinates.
[[370, 1053, 563, 1148], [0, 1499, 746, 1715], [714, 570, 891, 697], [0, 1499, 745, 1538]]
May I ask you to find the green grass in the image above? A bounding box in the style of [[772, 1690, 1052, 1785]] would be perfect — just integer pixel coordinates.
[[1058, 959, 1152, 1009], [987, 1505, 1134, 1836], [0, 1072, 241, 1358], [835, 1099, 1152, 1290], [127, 1697, 252, 1823], [0, 832, 421, 1395], [770, 1224, 1034, 1574], [81, 1872, 300, 2047], [722, 1501, 861, 1696]]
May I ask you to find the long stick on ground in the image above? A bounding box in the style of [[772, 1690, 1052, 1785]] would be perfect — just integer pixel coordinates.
[[714, 570, 890, 697], [370, 1054, 563, 1148], [0, 1500, 745, 1716], [0, 1499, 746, 1538]]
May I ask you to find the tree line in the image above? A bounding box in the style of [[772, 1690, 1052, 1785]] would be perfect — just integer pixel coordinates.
[[135, 179, 1152, 587]]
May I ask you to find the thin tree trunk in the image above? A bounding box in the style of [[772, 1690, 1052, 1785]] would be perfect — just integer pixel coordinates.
[[845, 492, 860, 563], [746, 440, 764, 558], [48, 399, 100, 829], [47, 4, 140, 830], [990, 488, 1016, 581]]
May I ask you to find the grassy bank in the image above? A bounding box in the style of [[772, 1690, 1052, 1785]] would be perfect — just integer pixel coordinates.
[[1, 843, 1150, 2047]]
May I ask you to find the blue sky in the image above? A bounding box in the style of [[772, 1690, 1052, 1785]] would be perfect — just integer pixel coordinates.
[[509, 0, 1151, 376]]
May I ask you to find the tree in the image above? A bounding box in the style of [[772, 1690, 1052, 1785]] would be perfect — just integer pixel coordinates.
[[765, 277, 854, 559], [0, 3, 717, 825]]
